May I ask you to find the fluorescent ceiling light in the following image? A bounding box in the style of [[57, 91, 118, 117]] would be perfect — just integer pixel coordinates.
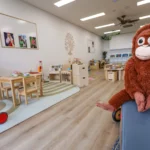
[[95, 23, 115, 29], [54, 0, 75, 7], [104, 30, 121, 34], [137, 0, 150, 6], [80, 13, 105, 21], [139, 15, 150, 19], [18, 20, 26, 24]]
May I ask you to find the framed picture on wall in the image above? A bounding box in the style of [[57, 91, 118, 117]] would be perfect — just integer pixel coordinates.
[[87, 39, 95, 53], [122, 54, 128, 57], [18, 35, 27, 48], [30, 37, 37, 48], [116, 54, 121, 57], [4, 32, 15, 47]]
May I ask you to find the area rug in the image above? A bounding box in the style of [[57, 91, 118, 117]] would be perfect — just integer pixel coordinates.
[[112, 137, 120, 150], [0, 82, 80, 133]]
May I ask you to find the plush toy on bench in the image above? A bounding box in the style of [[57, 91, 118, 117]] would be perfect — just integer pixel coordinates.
[[97, 24, 150, 113]]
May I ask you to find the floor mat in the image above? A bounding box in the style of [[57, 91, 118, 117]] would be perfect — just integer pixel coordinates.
[[0, 82, 80, 133]]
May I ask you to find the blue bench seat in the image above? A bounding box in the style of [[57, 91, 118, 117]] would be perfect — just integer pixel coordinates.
[[121, 101, 150, 150]]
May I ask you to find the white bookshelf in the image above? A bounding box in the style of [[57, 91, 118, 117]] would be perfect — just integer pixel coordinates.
[[108, 48, 132, 64]]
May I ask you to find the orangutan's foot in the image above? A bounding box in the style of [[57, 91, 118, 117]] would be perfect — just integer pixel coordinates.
[[96, 102, 115, 112], [145, 95, 150, 110], [134, 92, 146, 112]]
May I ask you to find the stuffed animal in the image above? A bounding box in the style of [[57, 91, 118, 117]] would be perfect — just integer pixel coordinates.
[[97, 24, 150, 112]]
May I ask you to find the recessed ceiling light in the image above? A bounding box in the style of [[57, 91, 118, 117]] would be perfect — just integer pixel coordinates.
[[137, 0, 150, 6], [95, 23, 115, 29], [80, 13, 105, 21], [139, 15, 150, 19], [54, 0, 75, 7], [104, 30, 121, 34]]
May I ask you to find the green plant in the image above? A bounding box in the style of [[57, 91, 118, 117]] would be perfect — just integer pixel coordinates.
[[102, 51, 107, 60]]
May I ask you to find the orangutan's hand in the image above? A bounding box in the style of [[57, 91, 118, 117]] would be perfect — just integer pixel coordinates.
[[134, 92, 146, 112], [145, 95, 150, 111]]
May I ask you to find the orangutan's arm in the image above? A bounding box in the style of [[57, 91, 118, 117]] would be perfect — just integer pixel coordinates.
[[124, 58, 144, 99]]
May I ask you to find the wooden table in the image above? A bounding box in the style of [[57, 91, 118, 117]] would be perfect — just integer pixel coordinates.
[[104, 68, 124, 81], [0, 74, 43, 107]]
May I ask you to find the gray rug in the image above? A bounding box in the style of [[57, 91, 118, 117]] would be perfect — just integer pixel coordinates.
[[43, 82, 76, 96]]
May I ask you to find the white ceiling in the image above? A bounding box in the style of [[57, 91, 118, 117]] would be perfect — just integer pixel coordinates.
[[22, 0, 150, 36]]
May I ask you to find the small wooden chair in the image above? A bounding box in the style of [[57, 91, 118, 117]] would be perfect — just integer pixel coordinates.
[[0, 82, 20, 99], [61, 64, 72, 83], [0, 85, 11, 99], [35, 74, 42, 96], [18, 76, 39, 105]]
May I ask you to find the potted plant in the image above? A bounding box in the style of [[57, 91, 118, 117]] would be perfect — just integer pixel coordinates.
[[102, 51, 107, 60]]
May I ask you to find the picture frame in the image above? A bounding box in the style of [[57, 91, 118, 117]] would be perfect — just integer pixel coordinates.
[[87, 39, 95, 53]]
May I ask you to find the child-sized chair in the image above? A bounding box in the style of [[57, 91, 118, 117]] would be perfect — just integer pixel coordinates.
[[61, 64, 72, 83], [18, 76, 39, 105], [0, 82, 20, 99]]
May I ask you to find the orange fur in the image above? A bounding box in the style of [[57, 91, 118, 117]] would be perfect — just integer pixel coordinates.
[[108, 24, 150, 109]]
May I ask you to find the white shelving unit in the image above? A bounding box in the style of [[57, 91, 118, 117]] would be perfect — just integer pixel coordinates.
[[108, 48, 132, 64]]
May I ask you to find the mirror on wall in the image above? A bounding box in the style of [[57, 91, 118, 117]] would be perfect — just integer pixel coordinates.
[[0, 13, 38, 49]]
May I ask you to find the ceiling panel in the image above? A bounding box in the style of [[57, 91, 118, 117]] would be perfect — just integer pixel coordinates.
[[21, 0, 150, 35]]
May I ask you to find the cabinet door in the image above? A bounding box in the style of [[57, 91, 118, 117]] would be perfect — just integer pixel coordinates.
[[81, 76, 88, 86], [79, 65, 88, 76], [73, 75, 82, 87]]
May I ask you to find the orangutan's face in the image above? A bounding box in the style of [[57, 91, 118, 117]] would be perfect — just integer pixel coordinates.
[[135, 30, 150, 60]]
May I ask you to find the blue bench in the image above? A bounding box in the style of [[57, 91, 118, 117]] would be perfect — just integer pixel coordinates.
[[121, 101, 150, 150]]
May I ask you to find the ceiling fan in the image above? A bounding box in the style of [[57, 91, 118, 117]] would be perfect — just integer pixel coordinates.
[[116, 15, 139, 28]]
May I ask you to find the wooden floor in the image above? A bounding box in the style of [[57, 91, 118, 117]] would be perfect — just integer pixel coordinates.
[[0, 70, 124, 150]]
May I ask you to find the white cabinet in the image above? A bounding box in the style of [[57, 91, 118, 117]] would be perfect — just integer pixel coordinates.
[[72, 64, 88, 87]]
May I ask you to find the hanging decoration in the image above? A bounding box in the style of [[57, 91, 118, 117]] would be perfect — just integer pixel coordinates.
[[65, 33, 75, 55]]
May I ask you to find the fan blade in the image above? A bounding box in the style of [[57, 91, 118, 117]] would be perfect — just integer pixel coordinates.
[[115, 23, 122, 26], [128, 19, 139, 23], [117, 17, 123, 22], [123, 24, 133, 28]]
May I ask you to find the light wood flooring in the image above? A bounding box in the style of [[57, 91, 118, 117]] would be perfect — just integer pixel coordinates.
[[0, 70, 124, 150]]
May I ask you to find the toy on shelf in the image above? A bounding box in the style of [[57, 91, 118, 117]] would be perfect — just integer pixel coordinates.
[[72, 58, 82, 65], [51, 65, 62, 71], [89, 59, 100, 70]]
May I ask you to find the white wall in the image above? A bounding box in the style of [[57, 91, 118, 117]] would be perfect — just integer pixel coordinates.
[[102, 40, 109, 52], [0, 0, 102, 77], [109, 33, 135, 50], [101, 33, 135, 63]]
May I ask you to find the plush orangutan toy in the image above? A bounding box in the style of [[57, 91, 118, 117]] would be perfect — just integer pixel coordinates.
[[97, 24, 150, 112]]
